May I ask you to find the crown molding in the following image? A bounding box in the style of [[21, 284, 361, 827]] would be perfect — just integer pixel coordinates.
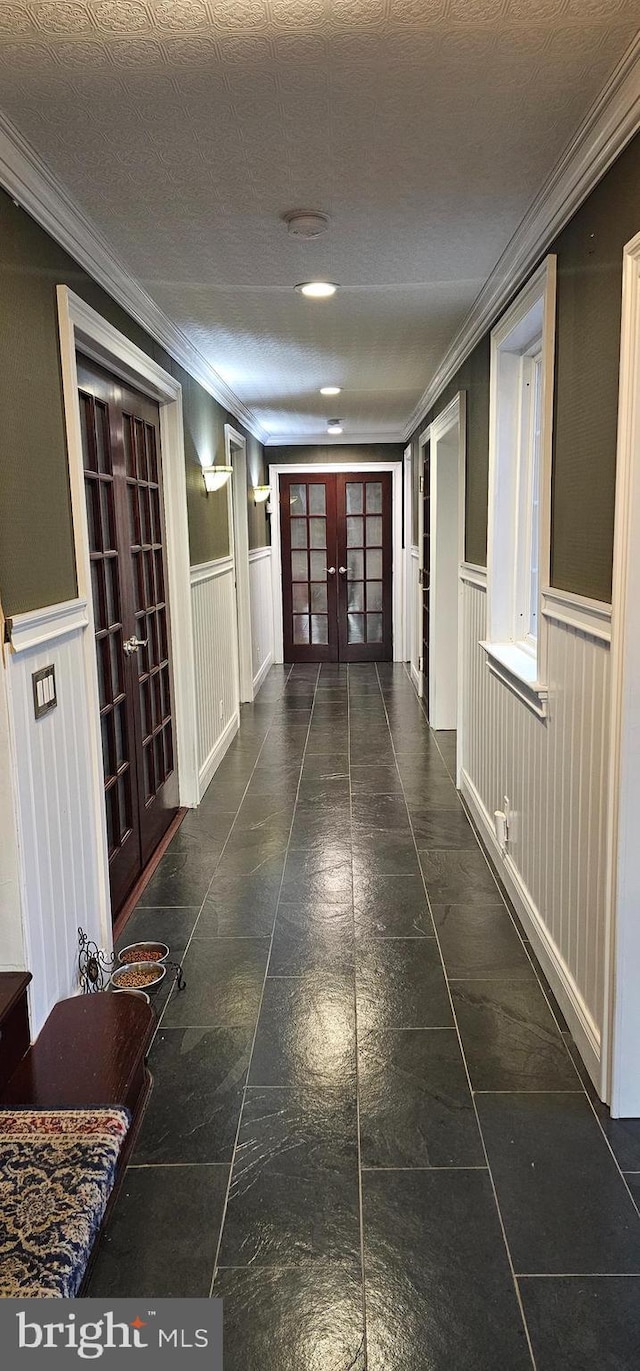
[[404, 31, 640, 439], [264, 429, 406, 447], [2, 19, 639, 456], [0, 109, 268, 445]]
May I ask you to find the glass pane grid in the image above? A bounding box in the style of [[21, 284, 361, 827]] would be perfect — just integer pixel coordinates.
[[366, 482, 382, 513], [346, 482, 363, 514]]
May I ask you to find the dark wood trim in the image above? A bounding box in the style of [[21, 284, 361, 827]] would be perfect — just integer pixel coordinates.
[[0, 971, 32, 1023], [0, 973, 32, 1093], [0, 991, 156, 1295], [112, 806, 186, 942]]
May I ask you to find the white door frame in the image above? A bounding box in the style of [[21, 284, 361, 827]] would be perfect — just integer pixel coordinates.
[[402, 443, 413, 663], [415, 430, 429, 698], [268, 461, 403, 663], [224, 425, 253, 703], [605, 228, 640, 1115], [428, 393, 467, 752], [56, 286, 199, 952]]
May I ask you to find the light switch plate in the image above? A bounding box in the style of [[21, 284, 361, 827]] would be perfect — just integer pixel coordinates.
[[32, 665, 57, 719]]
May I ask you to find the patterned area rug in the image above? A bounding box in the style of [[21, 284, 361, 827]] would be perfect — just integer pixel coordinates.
[[0, 1108, 130, 1297]]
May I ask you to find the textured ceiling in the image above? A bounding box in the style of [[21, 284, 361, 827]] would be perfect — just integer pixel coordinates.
[[0, 0, 638, 439]]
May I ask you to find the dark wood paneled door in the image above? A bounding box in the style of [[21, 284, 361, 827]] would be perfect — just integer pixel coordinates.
[[281, 471, 393, 663], [77, 356, 178, 921]]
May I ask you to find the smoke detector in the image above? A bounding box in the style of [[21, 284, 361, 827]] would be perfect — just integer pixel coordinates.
[[284, 210, 330, 239]]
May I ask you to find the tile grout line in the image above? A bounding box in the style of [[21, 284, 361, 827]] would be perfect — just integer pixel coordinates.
[[349, 668, 370, 1371], [395, 671, 640, 1233], [207, 663, 323, 1297], [149, 667, 296, 1048], [404, 676, 640, 1228], [375, 664, 539, 1371]]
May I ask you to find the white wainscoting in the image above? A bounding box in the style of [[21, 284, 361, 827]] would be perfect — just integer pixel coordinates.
[[6, 599, 103, 1036], [460, 572, 611, 1094], [190, 558, 240, 796], [0, 656, 25, 970], [249, 547, 274, 695], [409, 546, 421, 693]]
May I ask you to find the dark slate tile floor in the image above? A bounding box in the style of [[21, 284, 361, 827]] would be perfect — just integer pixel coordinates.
[[88, 663, 640, 1368]]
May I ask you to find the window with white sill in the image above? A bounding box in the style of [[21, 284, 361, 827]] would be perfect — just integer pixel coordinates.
[[484, 255, 556, 714]]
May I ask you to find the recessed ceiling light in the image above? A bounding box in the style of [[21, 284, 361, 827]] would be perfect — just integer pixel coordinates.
[[320, 386, 341, 396], [327, 420, 343, 435], [295, 281, 338, 298]]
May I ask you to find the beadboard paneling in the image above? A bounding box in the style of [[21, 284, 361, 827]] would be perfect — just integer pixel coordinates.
[[0, 659, 24, 970], [460, 578, 611, 1092], [6, 599, 102, 1035], [190, 559, 240, 795], [249, 547, 274, 695], [409, 546, 421, 693]]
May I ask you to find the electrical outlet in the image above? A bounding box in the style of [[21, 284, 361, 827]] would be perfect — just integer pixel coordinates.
[[503, 795, 516, 847], [494, 810, 508, 852], [219, 699, 224, 721]]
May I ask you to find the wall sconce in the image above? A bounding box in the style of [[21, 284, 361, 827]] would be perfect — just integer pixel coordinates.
[[253, 485, 270, 506], [202, 465, 232, 494]]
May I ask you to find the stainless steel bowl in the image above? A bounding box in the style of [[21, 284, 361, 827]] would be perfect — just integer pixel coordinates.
[[117, 941, 169, 965], [111, 987, 151, 1004], [109, 960, 166, 993]]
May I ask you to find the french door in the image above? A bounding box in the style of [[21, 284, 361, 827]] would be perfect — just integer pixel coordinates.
[[77, 356, 179, 921], [281, 471, 393, 663]]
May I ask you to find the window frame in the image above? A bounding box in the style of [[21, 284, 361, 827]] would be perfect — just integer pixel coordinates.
[[484, 255, 557, 717]]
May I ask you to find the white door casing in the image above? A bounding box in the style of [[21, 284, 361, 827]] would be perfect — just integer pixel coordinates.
[[403, 444, 413, 664], [428, 393, 467, 748], [56, 286, 199, 951], [268, 461, 403, 664], [416, 431, 429, 699], [606, 227, 640, 1116], [224, 425, 253, 703]]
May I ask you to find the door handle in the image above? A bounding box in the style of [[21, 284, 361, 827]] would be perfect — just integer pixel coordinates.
[[326, 566, 336, 576], [123, 635, 148, 655], [338, 566, 347, 575]]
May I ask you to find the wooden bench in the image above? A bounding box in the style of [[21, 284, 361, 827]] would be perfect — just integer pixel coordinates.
[[0, 974, 154, 1295]]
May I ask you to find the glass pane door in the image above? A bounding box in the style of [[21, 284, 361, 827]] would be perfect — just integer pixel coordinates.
[[336, 473, 393, 662], [281, 475, 339, 662], [280, 471, 392, 664]]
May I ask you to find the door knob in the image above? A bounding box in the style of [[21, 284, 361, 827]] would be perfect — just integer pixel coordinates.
[[339, 566, 347, 575], [326, 566, 336, 576], [123, 635, 148, 655]]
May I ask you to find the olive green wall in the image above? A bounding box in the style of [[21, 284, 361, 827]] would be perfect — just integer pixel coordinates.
[[550, 134, 640, 600], [412, 130, 640, 601], [270, 444, 405, 466], [0, 188, 267, 615], [4, 115, 640, 615], [246, 436, 271, 551], [410, 340, 490, 560]]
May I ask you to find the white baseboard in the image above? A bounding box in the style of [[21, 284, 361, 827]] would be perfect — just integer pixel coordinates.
[[410, 662, 422, 697], [252, 651, 273, 697], [199, 710, 240, 797], [460, 767, 602, 1094]]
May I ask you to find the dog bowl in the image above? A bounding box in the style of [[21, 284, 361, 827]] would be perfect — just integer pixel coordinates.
[[110, 960, 166, 993]]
